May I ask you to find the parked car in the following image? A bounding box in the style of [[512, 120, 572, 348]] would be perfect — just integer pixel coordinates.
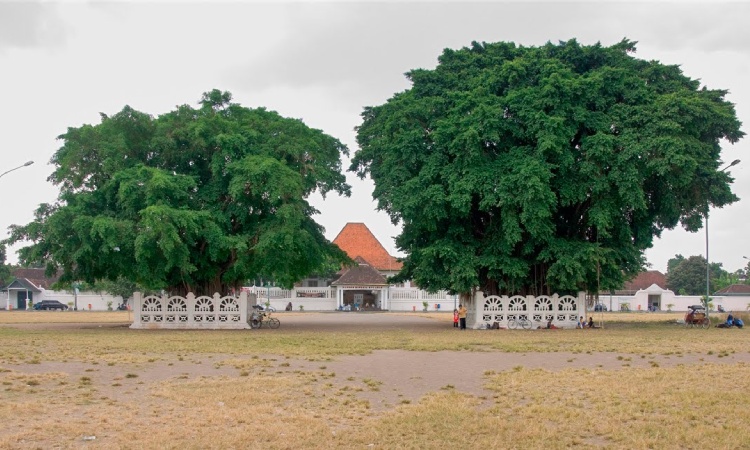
[[593, 303, 607, 312], [33, 300, 69, 311]]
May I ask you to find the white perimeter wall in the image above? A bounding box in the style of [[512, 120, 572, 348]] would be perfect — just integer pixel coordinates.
[[602, 287, 750, 313], [1, 290, 126, 311]]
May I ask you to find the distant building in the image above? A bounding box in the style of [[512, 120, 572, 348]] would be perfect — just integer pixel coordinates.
[[319, 222, 405, 309], [1, 267, 122, 311], [613, 270, 667, 296], [331, 222, 403, 279], [1, 268, 59, 310], [714, 284, 750, 296]]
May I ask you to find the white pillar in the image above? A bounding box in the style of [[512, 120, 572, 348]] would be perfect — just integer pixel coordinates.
[[130, 292, 143, 328], [471, 291, 484, 329], [578, 291, 586, 321], [187, 292, 196, 327]]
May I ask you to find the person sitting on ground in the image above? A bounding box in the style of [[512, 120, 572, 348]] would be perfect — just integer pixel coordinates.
[[717, 317, 732, 328], [587, 317, 594, 328], [577, 316, 585, 329], [546, 318, 559, 329], [733, 316, 744, 329]]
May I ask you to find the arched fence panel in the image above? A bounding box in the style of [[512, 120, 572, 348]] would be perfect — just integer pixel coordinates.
[[131, 292, 251, 329], [477, 293, 585, 329]]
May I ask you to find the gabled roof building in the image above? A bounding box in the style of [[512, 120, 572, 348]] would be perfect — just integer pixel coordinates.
[[327, 223, 404, 310], [332, 222, 402, 276], [1, 268, 59, 310]]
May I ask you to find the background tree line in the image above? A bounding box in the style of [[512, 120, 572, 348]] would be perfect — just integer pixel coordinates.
[[666, 254, 750, 296]]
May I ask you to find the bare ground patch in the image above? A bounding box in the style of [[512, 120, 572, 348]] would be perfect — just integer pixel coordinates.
[[2, 312, 750, 448]]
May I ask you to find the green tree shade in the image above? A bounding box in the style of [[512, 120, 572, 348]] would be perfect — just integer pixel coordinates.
[[351, 39, 744, 296], [665, 255, 725, 295], [6, 90, 352, 296]]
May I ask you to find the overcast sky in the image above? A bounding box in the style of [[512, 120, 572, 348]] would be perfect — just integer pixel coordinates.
[[1, 1, 748, 274]]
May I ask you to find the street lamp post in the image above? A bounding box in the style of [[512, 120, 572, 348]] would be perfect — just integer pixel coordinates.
[[706, 159, 741, 316], [0, 161, 34, 180], [1, 160, 35, 311]]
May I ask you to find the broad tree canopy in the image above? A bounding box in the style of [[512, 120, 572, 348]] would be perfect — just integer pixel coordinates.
[[666, 254, 727, 296], [351, 39, 744, 296], [8, 90, 351, 295]]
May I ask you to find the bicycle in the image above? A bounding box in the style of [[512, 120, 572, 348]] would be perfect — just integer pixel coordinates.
[[250, 310, 280, 329], [507, 316, 532, 330]]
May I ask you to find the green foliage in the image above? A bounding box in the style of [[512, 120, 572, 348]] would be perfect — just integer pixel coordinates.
[[712, 271, 740, 293], [92, 276, 140, 300], [667, 254, 686, 274], [666, 255, 725, 295], [351, 39, 743, 295], [6, 90, 351, 295], [0, 245, 11, 286]]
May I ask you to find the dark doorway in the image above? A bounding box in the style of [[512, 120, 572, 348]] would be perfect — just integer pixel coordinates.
[[648, 294, 661, 311], [16, 291, 32, 310]]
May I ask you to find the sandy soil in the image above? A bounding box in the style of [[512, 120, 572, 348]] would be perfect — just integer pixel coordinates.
[[3, 312, 749, 411]]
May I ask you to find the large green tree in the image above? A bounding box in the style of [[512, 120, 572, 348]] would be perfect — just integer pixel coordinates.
[[7, 90, 351, 295], [665, 255, 725, 295], [351, 39, 744, 296]]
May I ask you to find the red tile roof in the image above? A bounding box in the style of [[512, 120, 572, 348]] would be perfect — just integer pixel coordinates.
[[332, 223, 402, 271], [715, 284, 750, 295], [11, 268, 59, 290], [623, 270, 666, 291], [332, 257, 388, 286]]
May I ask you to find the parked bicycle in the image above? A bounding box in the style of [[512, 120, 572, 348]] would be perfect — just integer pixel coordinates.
[[250, 309, 280, 329], [507, 316, 532, 330]]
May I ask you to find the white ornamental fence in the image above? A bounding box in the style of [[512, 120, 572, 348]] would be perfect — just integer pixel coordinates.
[[475, 293, 585, 329], [243, 286, 456, 311], [130, 292, 255, 329], [243, 287, 336, 311]]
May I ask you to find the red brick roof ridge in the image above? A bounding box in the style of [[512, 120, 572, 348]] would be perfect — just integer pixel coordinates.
[[332, 259, 388, 286], [332, 223, 403, 271], [623, 270, 666, 291], [715, 284, 750, 295], [11, 268, 60, 290]]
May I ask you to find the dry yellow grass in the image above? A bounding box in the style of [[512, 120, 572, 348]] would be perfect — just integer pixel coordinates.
[[1, 312, 749, 449], [1, 312, 749, 363], [0, 310, 132, 324]]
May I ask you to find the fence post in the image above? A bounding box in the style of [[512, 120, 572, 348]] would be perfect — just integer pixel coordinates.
[[239, 291, 249, 327], [129, 292, 142, 329], [187, 292, 196, 326]]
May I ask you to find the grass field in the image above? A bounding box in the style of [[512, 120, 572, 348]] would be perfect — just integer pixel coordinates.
[[1, 311, 749, 449]]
